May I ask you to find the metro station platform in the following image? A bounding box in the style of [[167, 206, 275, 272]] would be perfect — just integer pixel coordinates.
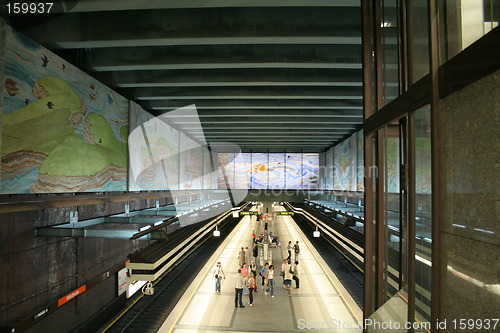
[[158, 205, 362, 333]]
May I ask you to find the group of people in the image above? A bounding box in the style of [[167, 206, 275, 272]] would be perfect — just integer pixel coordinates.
[[213, 235, 303, 308], [251, 230, 280, 247]]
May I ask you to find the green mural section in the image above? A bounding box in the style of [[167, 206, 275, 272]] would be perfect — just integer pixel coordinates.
[[1, 26, 128, 193]]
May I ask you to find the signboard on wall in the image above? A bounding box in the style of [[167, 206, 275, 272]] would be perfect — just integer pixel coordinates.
[[118, 268, 128, 296]]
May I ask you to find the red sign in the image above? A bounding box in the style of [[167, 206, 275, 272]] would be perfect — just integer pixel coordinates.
[[58, 285, 87, 307]]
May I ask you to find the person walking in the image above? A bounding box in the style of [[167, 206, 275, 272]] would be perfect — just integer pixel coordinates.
[[213, 262, 226, 292], [292, 261, 301, 289], [293, 241, 300, 262], [234, 269, 245, 308], [247, 272, 255, 306], [260, 262, 269, 287], [286, 241, 293, 262], [238, 247, 245, 267], [265, 265, 275, 297]]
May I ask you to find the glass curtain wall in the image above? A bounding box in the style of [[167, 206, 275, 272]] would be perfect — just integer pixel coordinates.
[[381, 0, 403, 105], [413, 107, 432, 327], [363, 0, 435, 332], [438, 0, 499, 62]]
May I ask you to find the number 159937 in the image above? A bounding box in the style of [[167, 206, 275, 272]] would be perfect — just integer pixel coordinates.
[[6, 2, 54, 14]]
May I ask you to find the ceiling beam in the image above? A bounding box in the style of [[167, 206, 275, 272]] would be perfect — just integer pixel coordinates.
[[145, 99, 363, 111], [91, 68, 362, 89], [19, 7, 361, 48], [83, 44, 362, 72], [68, 0, 358, 13]]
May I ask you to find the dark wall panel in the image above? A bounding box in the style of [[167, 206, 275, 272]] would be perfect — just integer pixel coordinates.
[[0, 197, 156, 331]]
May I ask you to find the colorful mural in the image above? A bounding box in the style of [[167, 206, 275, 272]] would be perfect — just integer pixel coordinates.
[[233, 152, 251, 189], [217, 152, 320, 189], [302, 153, 319, 189], [217, 152, 235, 189], [203, 148, 214, 190], [179, 134, 203, 190], [283, 154, 303, 189], [415, 138, 432, 194], [385, 137, 400, 193], [1, 27, 128, 193], [128, 106, 181, 191], [357, 130, 364, 191], [333, 134, 357, 191], [325, 147, 334, 190], [250, 153, 268, 189], [268, 153, 285, 189]]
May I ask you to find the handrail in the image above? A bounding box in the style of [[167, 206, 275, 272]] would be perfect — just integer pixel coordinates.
[[285, 202, 364, 263], [127, 202, 250, 281]]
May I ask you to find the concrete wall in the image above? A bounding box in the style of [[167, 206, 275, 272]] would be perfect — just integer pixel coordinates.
[[0, 195, 172, 332]]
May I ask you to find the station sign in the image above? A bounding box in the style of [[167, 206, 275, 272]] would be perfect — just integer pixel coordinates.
[[57, 285, 87, 307], [275, 211, 295, 216], [240, 211, 258, 215]]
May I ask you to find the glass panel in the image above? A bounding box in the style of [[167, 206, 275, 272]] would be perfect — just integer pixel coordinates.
[[218, 152, 235, 190], [409, 0, 430, 82], [439, 0, 499, 62], [302, 153, 320, 189], [268, 153, 285, 189], [414, 107, 432, 327], [368, 121, 409, 332], [234, 152, 251, 189], [381, 0, 402, 105], [250, 153, 268, 189], [370, 133, 378, 313], [383, 124, 402, 298], [285, 153, 303, 189]]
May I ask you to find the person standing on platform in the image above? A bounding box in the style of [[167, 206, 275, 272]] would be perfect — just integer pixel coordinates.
[[281, 259, 288, 286], [252, 242, 259, 265], [245, 246, 251, 265], [251, 230, 256, 243], [293, 241, 300, 262], [241, 263, 249, 295], [265, 265, 275, 297], [284, 260, 293, 290], [260, 262, 269, 287], [213, 262, 226, 292], [292, 261, 301, 289], [250, 260, 258, 291], [238, 247, 245, 267], [234, 269, 245, 308], [287, 241, 293, 262], [247, 272, 255, 306]]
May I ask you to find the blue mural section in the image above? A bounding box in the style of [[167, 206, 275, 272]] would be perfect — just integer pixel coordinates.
[[217, 153, 319, 189]]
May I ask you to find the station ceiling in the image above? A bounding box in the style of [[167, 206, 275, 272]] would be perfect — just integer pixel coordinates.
[[3, 0, 363, 152]]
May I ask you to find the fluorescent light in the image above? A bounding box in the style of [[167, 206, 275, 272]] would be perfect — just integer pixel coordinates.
[[474, 228, 495, 234], [139, 225, 151, 232]]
